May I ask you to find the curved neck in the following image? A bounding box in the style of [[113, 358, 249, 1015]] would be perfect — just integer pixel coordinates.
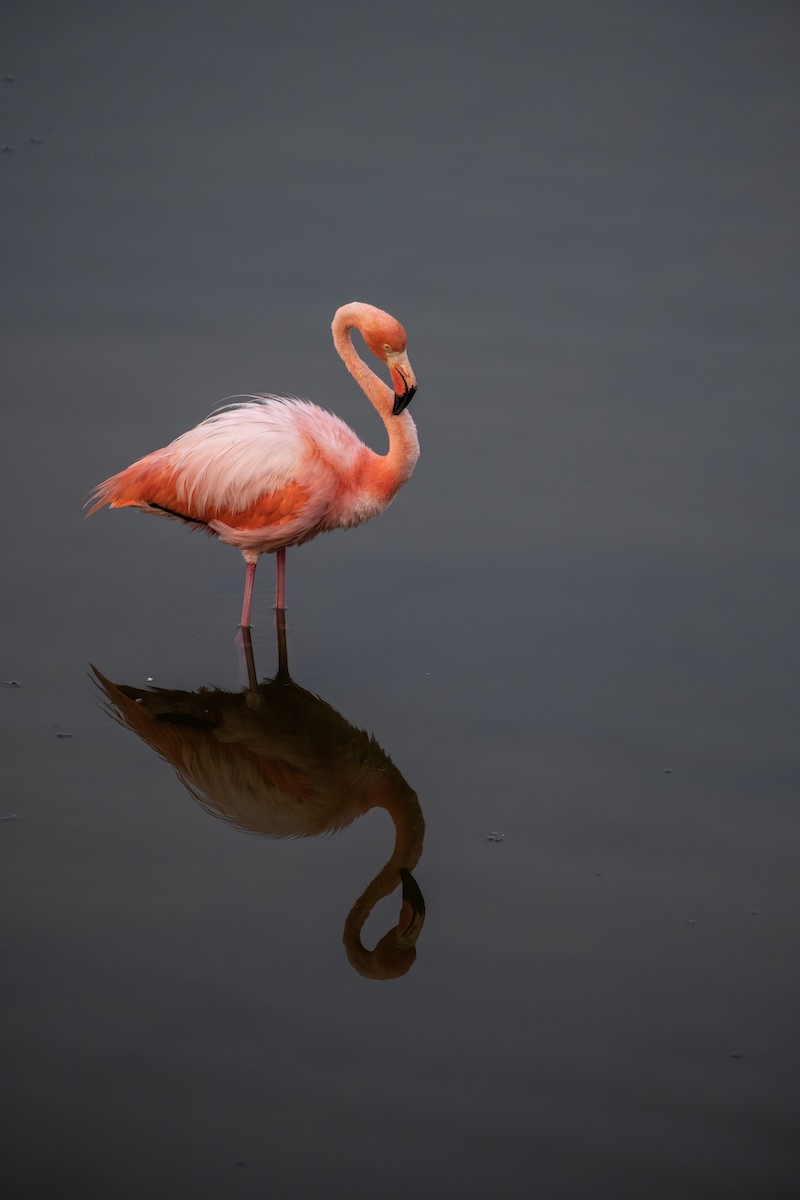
[[342, 781, 425, 975], [332, 303, 420, 489]]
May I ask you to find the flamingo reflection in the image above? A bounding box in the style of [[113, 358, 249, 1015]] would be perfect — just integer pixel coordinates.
[[92, 619, 425, 979]]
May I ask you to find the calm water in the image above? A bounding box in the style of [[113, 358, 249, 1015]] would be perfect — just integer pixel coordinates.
[[3, 2, 800, 1196]]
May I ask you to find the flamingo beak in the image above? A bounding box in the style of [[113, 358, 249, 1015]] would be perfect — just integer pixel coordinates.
[[389, 353, 417, 415], [396, 867, 426, 948]]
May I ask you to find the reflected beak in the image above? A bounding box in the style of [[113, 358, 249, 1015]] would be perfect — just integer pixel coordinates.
[[396, 867, 426, 948], [389, 353, 417, 415]]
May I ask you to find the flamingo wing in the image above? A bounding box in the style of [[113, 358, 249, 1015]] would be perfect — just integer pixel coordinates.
[[88, 397, 358, 551]]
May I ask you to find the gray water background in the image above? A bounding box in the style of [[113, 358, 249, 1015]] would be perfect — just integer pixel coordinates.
[[2, 2, 799, 1196]]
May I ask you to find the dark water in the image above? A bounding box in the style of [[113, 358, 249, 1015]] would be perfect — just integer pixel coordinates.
[[3, 2, 800, 1196]]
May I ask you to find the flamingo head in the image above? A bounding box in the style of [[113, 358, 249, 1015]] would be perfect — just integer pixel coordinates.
[[344, 866, 427, 980], [364, 868, 426, 979], [359, 307, 418, 415]]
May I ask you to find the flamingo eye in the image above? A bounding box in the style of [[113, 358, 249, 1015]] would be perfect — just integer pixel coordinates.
[[384, 343, 391, 353]]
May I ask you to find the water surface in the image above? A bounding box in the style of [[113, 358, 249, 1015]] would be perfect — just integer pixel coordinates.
[[2, 2, 799, 1196]]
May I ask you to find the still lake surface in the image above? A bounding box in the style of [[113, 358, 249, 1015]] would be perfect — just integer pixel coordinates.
[[2, 3, 799, 1196]]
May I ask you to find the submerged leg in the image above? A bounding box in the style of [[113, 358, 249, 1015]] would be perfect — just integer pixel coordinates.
[[240, 560, 257, 628], [275, 607, 289, 680], [238, 625, 259, 690], [275, 547, 286, 611]]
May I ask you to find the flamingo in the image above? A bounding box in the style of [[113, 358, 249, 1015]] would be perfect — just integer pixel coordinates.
[[91, 622, 426, 980], [87, 302, 419, 626]]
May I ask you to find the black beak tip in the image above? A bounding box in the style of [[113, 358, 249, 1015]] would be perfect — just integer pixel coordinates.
[[400, 867, 426, 917], [392, 384, 417, 416]]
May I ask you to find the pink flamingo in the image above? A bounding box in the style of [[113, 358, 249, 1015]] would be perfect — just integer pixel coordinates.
[[88, 302, 419, 626]]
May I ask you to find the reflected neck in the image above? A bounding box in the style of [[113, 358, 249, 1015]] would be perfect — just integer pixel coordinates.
[[342, 783, 425, 975]]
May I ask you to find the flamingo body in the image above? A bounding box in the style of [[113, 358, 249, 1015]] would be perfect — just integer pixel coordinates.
[[88, 303, 419, 625]]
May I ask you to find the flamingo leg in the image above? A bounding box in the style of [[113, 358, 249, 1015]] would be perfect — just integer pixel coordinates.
[[275, 607, 289, 680], [240, 560, 257, 628], [275, 547, 286, 611], [238, 625, 259, 690]]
